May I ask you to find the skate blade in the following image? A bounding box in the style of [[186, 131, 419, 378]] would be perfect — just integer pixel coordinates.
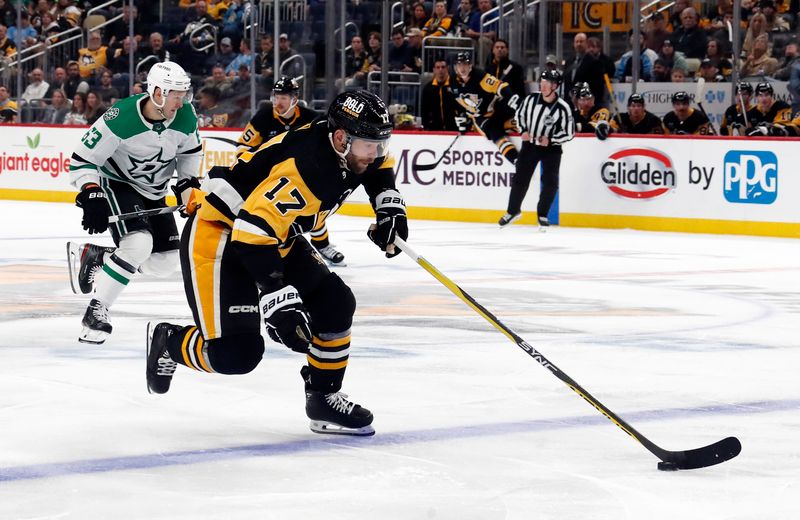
[[78, 326, 108, 344], [324, 259, 347, 267], [146, 322, 156, 395], [309, 420, 375, 436], [538, 226, 548, 233], [498, 214, 521, 228], [66, 242, 80, 294]]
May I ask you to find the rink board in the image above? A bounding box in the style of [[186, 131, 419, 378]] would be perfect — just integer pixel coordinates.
[[0, 124, 798, 237]]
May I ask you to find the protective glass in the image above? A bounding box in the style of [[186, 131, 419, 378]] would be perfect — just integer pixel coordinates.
[[348, 135, 390, 159]]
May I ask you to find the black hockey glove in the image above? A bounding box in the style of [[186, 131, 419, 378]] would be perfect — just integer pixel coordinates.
[[171, 177, 202, 217], [75, 183, 110, 235], [746, 124, 769, 136], [454, 116, 472, 134], [367, 189, 408, 258], [595, 120, 610, 141], [768, 124, 788, 137], [261, 285, 313, 353]]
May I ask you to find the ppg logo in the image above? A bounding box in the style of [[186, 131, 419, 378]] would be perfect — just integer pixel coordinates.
[[723, 151, 778, 204]]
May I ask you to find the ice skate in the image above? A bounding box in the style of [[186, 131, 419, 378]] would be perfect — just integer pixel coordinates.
[[538, 216, 550, 233], [498, 212, 521, 228], [146, 322, 180, 394], [67, 242, 114, 294], [78, 298, 112, 344], [315, 244, 347, 266], [302, 367, 374, 436]]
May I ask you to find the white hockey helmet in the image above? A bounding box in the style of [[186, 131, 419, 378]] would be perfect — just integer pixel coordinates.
[[147, 61, 193, 106]]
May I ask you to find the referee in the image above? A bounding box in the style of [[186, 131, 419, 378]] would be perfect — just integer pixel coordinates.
[[499, 70, 575, 229]]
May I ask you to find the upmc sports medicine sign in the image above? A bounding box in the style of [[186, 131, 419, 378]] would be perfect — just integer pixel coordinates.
[[601, 148, 676, 200]]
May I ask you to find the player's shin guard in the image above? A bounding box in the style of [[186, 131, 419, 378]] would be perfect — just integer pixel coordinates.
[[496, 137, 518, 165]]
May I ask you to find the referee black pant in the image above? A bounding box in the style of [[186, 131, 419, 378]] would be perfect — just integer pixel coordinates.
[[506, 141, 562, 218]]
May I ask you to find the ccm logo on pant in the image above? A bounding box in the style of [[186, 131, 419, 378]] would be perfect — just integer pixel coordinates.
[[228, 305, 259, 313]]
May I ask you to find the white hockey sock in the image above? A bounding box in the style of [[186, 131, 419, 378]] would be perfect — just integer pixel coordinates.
[[93, 253, 138, 308]]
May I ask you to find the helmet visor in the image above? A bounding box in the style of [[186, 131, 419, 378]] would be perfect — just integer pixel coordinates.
[[348, 135, 390, 160]]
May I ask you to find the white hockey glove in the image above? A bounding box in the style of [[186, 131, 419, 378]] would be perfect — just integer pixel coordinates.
[[261, 285, 312, 353]]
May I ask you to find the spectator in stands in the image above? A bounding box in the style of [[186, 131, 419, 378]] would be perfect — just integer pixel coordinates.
[[340, 35, 367, 89], [132, 82, 144, 94], [406, 27, 423, 70], [221, 0, 244, 42], [196, 86, 231, 127], [422, 0, 454, 37], [8, 12, 37, 50], [760, 0, 790, 32], [42, 88, 70, 125], [206, 36, 238, 72], [358, 31, 382, 82], [420, 57, 458, 131], [709, 9, 735, 46], [698, 58, 724, 82], [226, 38, 253, 76], [278, 33, 302, 79], [565, 33, 605, 101], [144, 32, 168, 67], [406, 2, 429, 32], [453, 0, 478, 38], [22, 67, 50, 105], [0, 84, 18, 123], [667, 0, 690, 31], [76, 31, 109, 81], [0, 24, 15, 57], [84, 91, 104, 125], [170, 0, 216, 72], [704, 38, 733, 78], [671, 67, 687, 82], [46, 67, 67, 97], [254, 34, 274, 81], [464, 0, 497, 61], [107, 5, 140, 48], [773, 41, 799, 80], [672, 7, 708, 59], [62, 91, 87, 125], [53, 0, 81, 29], [486, 38, 525, 97], [63, 61, 89, 99], [222, 63, 261, 104], [658, 39, 688, 74], [645, 13, 670, 52], [615, 33, 654, 82], [108, 36, 142, 89], [95, 69, 121, 104], [204, 65, 233, 93], [587, 37, 616, 82], [0, 1, 13, 29], [207, 0, 229, 22], [388, 28, 412, 72], [742, 12, 768, 58], [741, 33, 778, 77], [788, 57, 800, 113], [652, 58, 671, 81]]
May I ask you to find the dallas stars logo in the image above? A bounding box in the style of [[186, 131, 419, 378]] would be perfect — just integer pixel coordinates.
[[128, 150, 173, 184]]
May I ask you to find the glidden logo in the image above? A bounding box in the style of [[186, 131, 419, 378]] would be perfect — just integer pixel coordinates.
[[601, 148, 676, 199]]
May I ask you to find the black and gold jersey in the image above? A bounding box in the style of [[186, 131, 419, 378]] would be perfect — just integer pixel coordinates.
[[746, 100, 793, 127], [236, 103, 319, 154], [199, 120, 398, 288], [719, 102, 754, 135], [610, 111, 665, 134], [450, 67, 512, 120], [662, 109, 711, 135], [574, 104, 610, 133]]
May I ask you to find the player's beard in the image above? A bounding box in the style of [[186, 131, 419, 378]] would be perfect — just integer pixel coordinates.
[[346, 153, 373, 174]]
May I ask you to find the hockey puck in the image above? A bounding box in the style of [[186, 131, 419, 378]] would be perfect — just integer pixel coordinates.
[[657, 461, 679, 472]]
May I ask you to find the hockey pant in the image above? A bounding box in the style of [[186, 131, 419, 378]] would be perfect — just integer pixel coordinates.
[[506, 141, 562, 218], [168, 215, 355, 392]]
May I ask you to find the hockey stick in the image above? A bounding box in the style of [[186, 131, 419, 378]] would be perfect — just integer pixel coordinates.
[[694, 78, 718, 135], [603, 74, 620, 118], [415, 133, 461, 171], [108, 205, 185, 223], [394, 237, 742, 471]]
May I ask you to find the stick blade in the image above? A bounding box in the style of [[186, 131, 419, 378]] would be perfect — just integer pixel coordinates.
[[663, 436, 741, 470]]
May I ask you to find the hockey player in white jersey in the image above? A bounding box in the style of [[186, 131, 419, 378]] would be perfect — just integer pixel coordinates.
[[67, 61, 203, 344]]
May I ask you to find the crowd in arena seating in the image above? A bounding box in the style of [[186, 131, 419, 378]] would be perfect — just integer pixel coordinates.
[[0, 0, 798, 133]]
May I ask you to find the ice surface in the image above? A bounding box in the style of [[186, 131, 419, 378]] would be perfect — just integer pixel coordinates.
[[0, 200, 798, 519]]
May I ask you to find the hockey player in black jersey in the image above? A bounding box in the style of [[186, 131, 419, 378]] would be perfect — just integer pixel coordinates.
[[662, 91, 712, 135], [450, 51, 520, 165], [610, 94, 665, 135], [237, 76, 347, 266], [146, 90, 408, 436], [572, 84, 611, 139], [719, 82, 754, 136], [744, 82, 798, 136]]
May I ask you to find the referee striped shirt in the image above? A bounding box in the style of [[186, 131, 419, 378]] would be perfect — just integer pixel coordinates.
[[515, 92, 575, 145]]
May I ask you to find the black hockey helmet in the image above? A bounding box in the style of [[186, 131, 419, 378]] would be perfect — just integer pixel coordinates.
[[455, 51, 472, 64], [273, 76, 300, 95], [736, 82, 753, 95], [671, 91, 690, 104], [627, 93, 645, 106], [570, 81, 590, 98], [576, 86, 593, 99], [754, 81, 774, 96], [328, 90, 393, 141], [540, 69, 562, 86]]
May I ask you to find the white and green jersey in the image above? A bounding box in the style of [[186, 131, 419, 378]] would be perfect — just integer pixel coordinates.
[[69, 93, 203, 200]]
